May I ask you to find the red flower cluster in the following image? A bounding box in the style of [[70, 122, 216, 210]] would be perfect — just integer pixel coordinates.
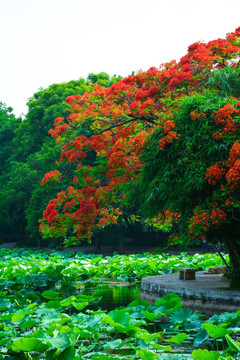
[[225, 197, 239, 207], [60, 136, 89, 162], [41, 170, 61, 186], [189, 208, 210, 235], [210, 207, 227, 228], [158, 131, 180, 149], [190, 111, 206, 121], [48, 117, 68, 137], [164, 120, 176, 133], [205, 162, 225, 185], [226, 159, 240, 189], [226, 140, 240, 167], [213, 104, 240, 139], [42, 199, 59, 224], [189, 204, 227, 237], [205, 101, 240, 189]]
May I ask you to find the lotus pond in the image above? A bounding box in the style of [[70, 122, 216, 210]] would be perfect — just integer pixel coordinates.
[[0, 248, 240, 359]]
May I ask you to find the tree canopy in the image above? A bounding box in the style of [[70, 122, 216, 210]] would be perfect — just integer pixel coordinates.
[[39, 27, 240, 284]]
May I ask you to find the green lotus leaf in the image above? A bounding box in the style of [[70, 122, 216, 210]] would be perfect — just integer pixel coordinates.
[[128, 298, 151, 307], [162, 268, 172, 274], [141, 310, 158, 322], [0, 299, 11, 311], [137, 331, 163, 343], [42, 312, 61, 325], [60, 296, 76, 307], [225, 334, 240, 352], [45, 300, 62, 309], [169, 308, 196, 324], [11, 312, 27, 323], [168, 332, 188, 344], [11, 337, 43, 352], [136, 349, 158, 360], [56, 345, 75, 360], [155, 293, 181, 306], [211, 312, 238, 324], [49, 334, 71, 350], [41, 290, 59, 300], [19, 319, 37, 328], [151, 343, 172, 351], [72, 301, 88, 311], [201, 323, 232, 339], [107, 309, 131, 326], [184, 321, 202, 331], [192, 349, 220, 360], [103, 338, 123, 349], [193, 328, 209, 347], [75, 329, 92, 338], [75, 294, 95, 302], [60, 326, 71, 334]]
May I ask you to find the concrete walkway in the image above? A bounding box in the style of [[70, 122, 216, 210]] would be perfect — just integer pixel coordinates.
[[140, 271, 240, 314]]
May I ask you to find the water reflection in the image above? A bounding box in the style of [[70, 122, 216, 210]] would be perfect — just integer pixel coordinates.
[[82, 281, 141, 311]]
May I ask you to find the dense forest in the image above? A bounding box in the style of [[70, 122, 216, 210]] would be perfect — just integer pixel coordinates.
[[0, 73, 127, 248]]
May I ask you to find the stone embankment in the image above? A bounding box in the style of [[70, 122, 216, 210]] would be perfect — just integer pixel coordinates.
[[140, 271, 240, 314]]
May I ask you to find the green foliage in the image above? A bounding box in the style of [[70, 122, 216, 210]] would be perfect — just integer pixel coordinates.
[[201, 323, 232, 339], [168, 332, 188, 344], [192, 349, 220, 360], [0, 80, 86, 242], [87, 72, 122, 87], [208, 67, 240, 98], [0, 73, 119, 245], [0, 103, 21, 241], [13, 79, 88, 161], [0, 248, 238, 359], [136, 349, 158, 359], [11, 337, 44, 352], [0, 102, 21, 176], [225, 334, 240, 352], [139, 92, 234, 218]]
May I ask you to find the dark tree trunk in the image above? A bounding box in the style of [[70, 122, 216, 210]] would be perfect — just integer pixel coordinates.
[[225, 235, 240, 288]]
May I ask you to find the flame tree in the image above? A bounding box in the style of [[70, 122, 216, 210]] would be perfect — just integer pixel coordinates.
[[40, 27, 240, 285]]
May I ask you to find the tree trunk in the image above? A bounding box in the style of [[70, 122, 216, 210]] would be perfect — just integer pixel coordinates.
[[225, 235, 240, 288]]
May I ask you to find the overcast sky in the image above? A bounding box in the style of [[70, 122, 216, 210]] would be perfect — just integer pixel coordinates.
[[1, 0, 240, 117]]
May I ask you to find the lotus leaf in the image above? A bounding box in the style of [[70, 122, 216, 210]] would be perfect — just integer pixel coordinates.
[[11, 337, 44, 352], [168, 332, 188, 344], [103, 338, 123, 349], [136, 349, 158, 360], [192, 349, 220, 360], [193, 328, 209, 347], [201, 323, 232, 339], [225, 334, 240, 352], [170, 308, 197, 325], [48, 333, 71, 349], [41, 290, 59, 300]]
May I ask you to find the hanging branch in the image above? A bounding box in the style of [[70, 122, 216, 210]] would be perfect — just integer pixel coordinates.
[[212, 243, 230, 270]]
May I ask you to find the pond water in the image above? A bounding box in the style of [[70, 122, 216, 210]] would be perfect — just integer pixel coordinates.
[[98, 282, 141, 310], [79, 281, 141, 311]]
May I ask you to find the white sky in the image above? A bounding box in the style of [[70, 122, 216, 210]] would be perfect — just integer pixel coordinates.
[[1, 0, 240, 117]]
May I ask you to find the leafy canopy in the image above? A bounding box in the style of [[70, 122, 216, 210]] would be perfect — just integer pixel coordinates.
[[39, 27, 240, 251]]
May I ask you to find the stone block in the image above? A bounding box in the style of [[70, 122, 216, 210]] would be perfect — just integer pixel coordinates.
[[179, 268, 196, 280]]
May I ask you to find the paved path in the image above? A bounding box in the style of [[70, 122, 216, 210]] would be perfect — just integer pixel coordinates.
[[145, 271, 228, 289]]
